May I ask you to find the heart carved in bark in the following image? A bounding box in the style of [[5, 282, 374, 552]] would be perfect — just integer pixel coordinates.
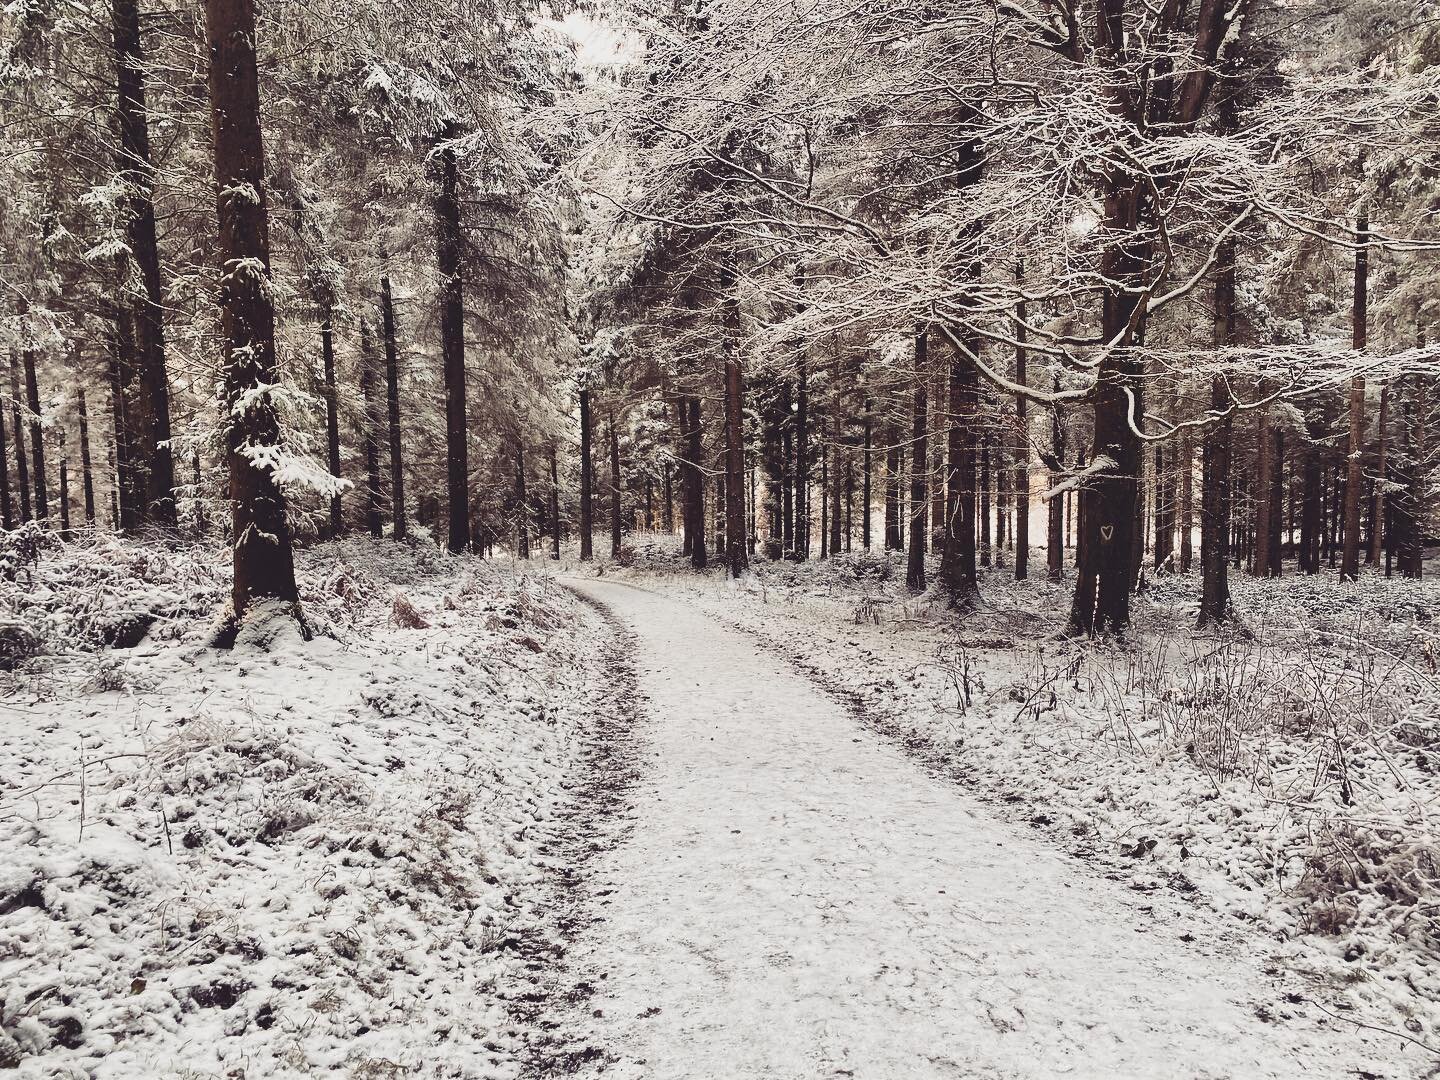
[[1100, 524, 1115, 542]]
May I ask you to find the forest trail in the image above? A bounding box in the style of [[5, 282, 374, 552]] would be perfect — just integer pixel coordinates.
[[552, 576, 1393, 1080]]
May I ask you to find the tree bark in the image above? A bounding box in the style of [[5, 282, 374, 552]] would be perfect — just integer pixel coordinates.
[[59, 457, 71, 538], [549, 443, 561, 559], [723, 294, 748, 576], [609, 408, 622, 558], [862, 396, 872, 550], [685, 396, 706, 569], [906, 323, 928, 591], [320, 307, 342, 536], [360, 319, 383, 538], [1179, 429, 1194, 573], [204, 0, 299, 619], [0, 358, 11, 529], [21, 331, 47, 522], [113, 0, 175, 526], [380, 273, 406, 540], [516, 442, 529, 558], [1198, 231, 1237, 627], [105, 337, 129, 530], [1340, 209, 1368, 582], [939, 333, 980, 608], [578, 386, 594, 560], [1013, 276, 1030, 580], [78, 388, 96, 524], [435, 133, 469, 554], [1047, 376, 1064, 581], [795, 355, 809, 560], [1368, 380, 1388, 566]]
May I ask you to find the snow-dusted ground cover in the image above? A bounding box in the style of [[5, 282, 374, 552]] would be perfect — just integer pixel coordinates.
[[585, 535, 1440, 1073], [0, 532, 611, 1079]]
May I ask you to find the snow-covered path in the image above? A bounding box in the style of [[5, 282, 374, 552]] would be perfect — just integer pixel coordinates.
[[555, 576, 1392, 1080]]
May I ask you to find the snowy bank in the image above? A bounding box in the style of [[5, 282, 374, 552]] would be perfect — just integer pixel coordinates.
[[0, 533, 608, 1079]]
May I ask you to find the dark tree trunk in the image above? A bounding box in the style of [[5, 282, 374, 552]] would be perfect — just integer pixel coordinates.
[[0, 359, 10, 529], [662, 461, 673, 533], [685, 396, 706, 569], [21, 322, 48, 522], [59, 458, 71, 538], [795, 355, 809, 560], [549, 444, 561, 559], [609, 409, 622, 558], [360, 320, 383, 538], [435, 133, 469, 555], [829, 415, 843, 558], [1340, 210, 1368, 582], [906, 324, 928, 591], [105, 338, 129, 530], [78, 389, 96, 524], [844, 459, 854, 552], [1300, 420, 1322, 573], [1369, 381, 1388, 566], [820, 448, 829, 559], [1047, 377, 1064, 581], [204, 0, 299, 619], [579, 386, 594, 560], [979, 441, 991, 569], [1400, 374, 1428, 578], [1179, 429, 1194, 573], [1266, 429, 1283, 575], [723, 296, 748, 576], [516, 443, 529, 558], [1013, 277, 1029, 580], [1198, 231, 1237, 627], [862, 396, 872, 550], [939, 334, 980, 608], [320, 308, 342, 536], [113, 0, 175, 527], [380, 273, 406, 540]]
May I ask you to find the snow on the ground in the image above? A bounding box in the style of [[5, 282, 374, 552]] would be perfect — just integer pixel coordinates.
[[576, 534, 1440, 1072], [542, 575, 1408, 1079], [0, 531, 609, 1079]]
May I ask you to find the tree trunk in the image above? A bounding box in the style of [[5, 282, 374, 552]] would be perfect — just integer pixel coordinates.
[[723, 300, 748, 576], [1179, 429, 1194, 573], [1369, 380, 1388, 566], [78, 389, 96, 524], [1013, 277, 1030, 580], [380, 273, 406, 540], [549, 443, 561, 559], [1068, 183, 1144, 634], [862, 397, 872, 550], [578, 386, 593, 560], [360, 320, 383, 538], [609, 408, 622, 558], [884, 436, 901, 551], [105, 337, 129, 530], [1401, 374, 1428, 578], [113, 0, 175, 527], [979, 440, 991, 568], [21, 323, 48, 522], [1341, 210, 1368, 582], [662, 461, 673, 533], [516, 442, 529, 558], [829, 415, 843, 558], [906, 324, 928, 591], [1252, 404, 1272, 577], [435, 133, 469, 555], [1266, 429, 1283, 575], [1047, 377, 1064, 581], [686, 396, 706, 569], [204, 0, 299, 619], [320, 308, 342, 535], [939, 333, 980, 608], [59, 458, 71, 538], [0, 359, 11, 529], [795, 355, 809, 559], [1198, 230, 1237, 627]]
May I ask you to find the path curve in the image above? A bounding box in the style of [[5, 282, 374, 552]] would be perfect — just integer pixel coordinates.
[[553, 575, 1392, 1080]]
